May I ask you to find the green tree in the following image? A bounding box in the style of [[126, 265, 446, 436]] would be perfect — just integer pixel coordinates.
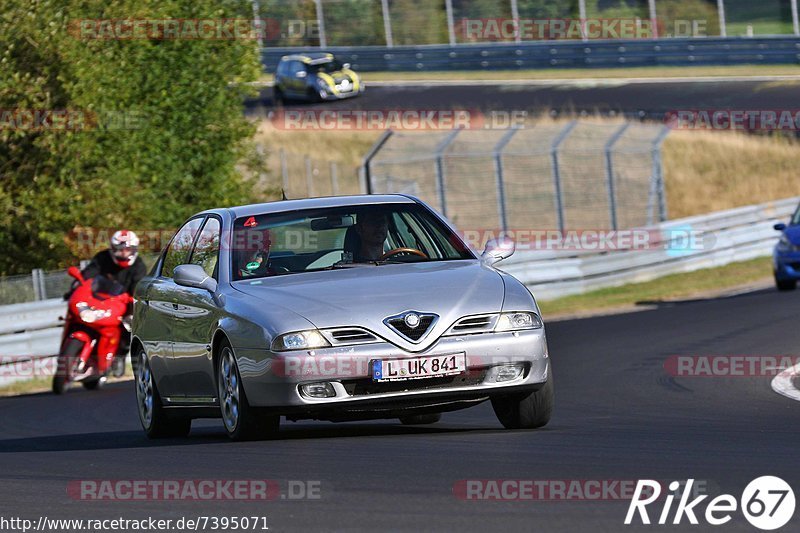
[[0, 0, 264, 275]]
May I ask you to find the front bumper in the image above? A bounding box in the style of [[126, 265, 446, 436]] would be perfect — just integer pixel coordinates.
[[773, 249, 800, 280], [236, 329, 549, 418]]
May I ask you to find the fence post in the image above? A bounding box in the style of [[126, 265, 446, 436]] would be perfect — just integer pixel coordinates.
[[31, 269, 43, 301], [493, 127, 519, 233], [647, 0, 658, 38], [792, 0, 800, 36], [381, 0, 394, 47], [647, 126, 670, 224], [716, 0, 727, 37], [510, 0, 520, 43], [434, 128, 462, 218], [445, 0, 456, 46], [361, 129, 394, 194], [279, 148, 289, 197], [314, 0, 327, 47], [305, 156, 315, 198], [250, 0, 264, 49], [550, 121, 577, 233], [578, 0, 588, 41], [330, 161, 339, 195], [604, 123, 630, 231]]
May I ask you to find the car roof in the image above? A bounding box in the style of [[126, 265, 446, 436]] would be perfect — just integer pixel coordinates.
[[280, 52, 335, 65], [200, 194, 418, 219]]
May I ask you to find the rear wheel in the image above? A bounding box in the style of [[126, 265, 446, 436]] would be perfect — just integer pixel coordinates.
[[134, 346, 191, 438], [82, 376, 106, 390], [273, 86, 284, 105], [491, 371, 554, 430], [218, 343, 279, 441], [399, 413, 441, 425]]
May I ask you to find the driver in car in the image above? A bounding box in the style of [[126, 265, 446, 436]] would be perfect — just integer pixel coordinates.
[[353, 211, 389, 262]]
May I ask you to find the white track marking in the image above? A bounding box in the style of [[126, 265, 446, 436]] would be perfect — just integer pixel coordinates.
[[771, 361, 800, 402]]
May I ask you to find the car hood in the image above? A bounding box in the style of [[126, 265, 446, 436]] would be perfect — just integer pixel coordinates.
[[232, 260, 504, 351]]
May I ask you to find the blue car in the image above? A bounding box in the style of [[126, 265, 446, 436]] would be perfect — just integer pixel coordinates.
[[773, 206, 800, 291]]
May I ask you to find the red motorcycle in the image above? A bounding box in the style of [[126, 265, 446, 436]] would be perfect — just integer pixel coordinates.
[[52, 266, 132, 394]]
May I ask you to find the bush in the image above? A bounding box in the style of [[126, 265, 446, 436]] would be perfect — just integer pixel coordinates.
[[0, 0, 264, 275]]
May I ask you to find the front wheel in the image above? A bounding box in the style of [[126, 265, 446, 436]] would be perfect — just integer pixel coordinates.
[[52, 337, 83, 395], [775, 272, 797, 291], [134, 346, 191, 438], [491, 371, 554, 430], [218, 344, 279, 441]]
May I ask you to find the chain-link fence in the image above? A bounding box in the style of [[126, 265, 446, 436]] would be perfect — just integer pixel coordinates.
[[277, 149, 363, 199], [254, 0, 799, 47], [366, 121, 670, 232], [0, 269, 75, 306]]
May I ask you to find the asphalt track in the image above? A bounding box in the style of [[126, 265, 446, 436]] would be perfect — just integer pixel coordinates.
[[1, 286, 799, 532], [246, 79, 800, 121]]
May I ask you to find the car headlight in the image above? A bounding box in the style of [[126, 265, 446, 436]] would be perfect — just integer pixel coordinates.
[[76, 302, 111, 323], [271, 330, 331, 351], [494, 312, 543, 332], [316, 79, 330, 91], [778, 236, 800, 252]]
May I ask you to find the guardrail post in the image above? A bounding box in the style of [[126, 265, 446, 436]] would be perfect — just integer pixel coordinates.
[[434, 128, 462, 218], [330, 161, 339, 195], [314, 0, 327, 47], [604, 123, 630, 231], [305, 156, 315, 198], [792, 0, 800, 36], [361, 129, 394, 194], [650, 126, 671, 223], [445, 0, 456, 46], [381, 0, 394, 47], [716, 0, 727, 37], [493, 127, 519, 233], [550, 121, 577, 233]]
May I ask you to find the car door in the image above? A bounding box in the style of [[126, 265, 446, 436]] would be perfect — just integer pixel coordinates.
[[169, 216, 222, 400], [147, 216, 204, 398], [287, 60, 308, 96]]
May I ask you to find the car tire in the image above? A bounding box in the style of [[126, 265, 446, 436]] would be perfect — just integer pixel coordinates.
[[273, 86, 284, 106], [134, 346, 191, 439], [217, 343, 279, 441], [491, 371, 554, 430], [775, 273, 797, 291], [399, 413, 441, 425], [307, 88, 322, 103]]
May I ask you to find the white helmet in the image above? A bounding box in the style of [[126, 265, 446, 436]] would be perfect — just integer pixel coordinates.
[[110, 230, 140, 268]]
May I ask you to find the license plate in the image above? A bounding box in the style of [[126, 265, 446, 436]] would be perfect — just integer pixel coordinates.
[[371, 353, 466, 382]]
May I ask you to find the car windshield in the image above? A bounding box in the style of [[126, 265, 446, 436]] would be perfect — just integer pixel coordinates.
[[792, 206, 800, 225], [308, 60, 342, 73], [231, 203, 473, 280]]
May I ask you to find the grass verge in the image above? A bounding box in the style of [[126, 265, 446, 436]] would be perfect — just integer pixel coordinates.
[[538, 256, 773, 318], [0, 366, 133, 398]]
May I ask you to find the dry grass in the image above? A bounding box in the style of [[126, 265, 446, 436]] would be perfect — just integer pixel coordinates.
[[663, 131, 800, 218]]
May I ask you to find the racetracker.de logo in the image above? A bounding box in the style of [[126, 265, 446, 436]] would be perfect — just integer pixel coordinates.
[[666, 110, 800, 132], [271, 109, 527, 131], [454, 479, 658, 501], [664, 355, 800, 377], [67, 480, 322, 501]]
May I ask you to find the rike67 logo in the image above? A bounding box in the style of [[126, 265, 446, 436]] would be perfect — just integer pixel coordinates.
[[625, 477, 795, 530]]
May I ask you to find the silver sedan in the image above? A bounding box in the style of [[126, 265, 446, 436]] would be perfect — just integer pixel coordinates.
[[131, 195, 553, 440]]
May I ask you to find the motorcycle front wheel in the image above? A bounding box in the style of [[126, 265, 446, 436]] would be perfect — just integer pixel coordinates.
[[52, 337, 84, 395]]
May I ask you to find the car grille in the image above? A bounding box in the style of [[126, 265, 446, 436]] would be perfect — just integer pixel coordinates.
[[342, 369, 487, 396], [386, 315, 436, 342], [325, 328, 378, 346], [450, 314, 497, 334]]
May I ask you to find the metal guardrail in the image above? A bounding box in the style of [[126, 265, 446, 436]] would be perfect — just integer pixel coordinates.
[[502, 197, 798, 301], [262, 37, 800, 72]]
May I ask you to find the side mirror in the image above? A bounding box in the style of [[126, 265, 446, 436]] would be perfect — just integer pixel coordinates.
[[296, 71, 307, 78], [174, 264, 218, 293], [481, 237, 515, 266], [774, 223, 787, 231], [67, 266, 84, 283]]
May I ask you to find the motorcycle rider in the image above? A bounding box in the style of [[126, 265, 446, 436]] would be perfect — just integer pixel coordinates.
[[71, 230, 147, 376]]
